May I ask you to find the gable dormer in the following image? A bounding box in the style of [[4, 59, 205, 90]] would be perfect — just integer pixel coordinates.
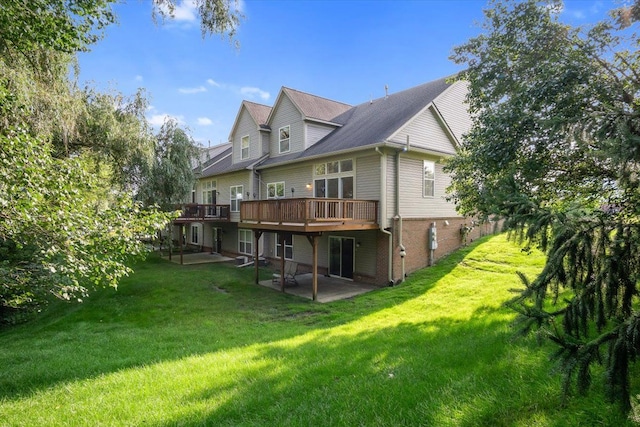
[[266, 87, 351, 157], [228, 100, 271, 165]]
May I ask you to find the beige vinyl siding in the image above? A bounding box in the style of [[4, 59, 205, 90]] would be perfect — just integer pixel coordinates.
[[259, 163, 314, 199], [270, 95, 304, 156], [391, 107, 457, 155], [432, 80, 472, 145], [355, 154, 380, 200], [232, 107, 261, 163], [305, 122, 335, 148], [398, 154, 458, 218], [260, 131, 270, 156], [201, 223, 213, 249], [351, 230, 377, 276], [213, 170, 252, 222]]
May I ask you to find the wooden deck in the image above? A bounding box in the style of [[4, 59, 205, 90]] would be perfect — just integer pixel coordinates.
[[173, 204, 231, 223], [239, 198, 378, 232]]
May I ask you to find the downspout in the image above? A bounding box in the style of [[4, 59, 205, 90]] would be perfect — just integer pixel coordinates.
[[375, 147, 394, 286], [396, 138, 408, 282]]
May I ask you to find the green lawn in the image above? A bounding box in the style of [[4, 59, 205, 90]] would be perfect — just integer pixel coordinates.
[[0, 235, 633, 426]]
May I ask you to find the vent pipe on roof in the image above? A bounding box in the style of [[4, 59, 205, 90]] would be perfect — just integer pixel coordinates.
[[384, 84, 389, 99]]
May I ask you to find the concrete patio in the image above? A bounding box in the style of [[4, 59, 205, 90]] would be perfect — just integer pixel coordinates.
[[258, 273, 380, 303], [163, 252, 234, 265]]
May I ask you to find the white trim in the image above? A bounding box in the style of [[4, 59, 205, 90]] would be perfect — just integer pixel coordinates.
[[230, 185, 243, 212], [241, 135, 250, 160], [238, 229, 253, 255], [267, 181, 285, 199], [278, 125, 291, 154], [423, 160, 435, 198], [275, 233, 294, 260]]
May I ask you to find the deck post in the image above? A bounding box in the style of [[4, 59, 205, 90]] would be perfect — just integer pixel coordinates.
[[169, 223, 173, 261], [312, 234, 319, 301], [180, 223, 184, 265], [254, 231, 262, 284], [279, 233, 286, 292]]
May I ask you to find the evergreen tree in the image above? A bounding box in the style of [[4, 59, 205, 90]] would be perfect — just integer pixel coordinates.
[[449, 0, 640, 411]]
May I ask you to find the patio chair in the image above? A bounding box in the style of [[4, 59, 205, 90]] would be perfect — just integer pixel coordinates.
[[272, 261, 299, 286]]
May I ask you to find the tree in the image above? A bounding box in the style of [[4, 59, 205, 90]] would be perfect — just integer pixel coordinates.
[[448, 0, 640, 411], [137, 119, 199, 211], [0, 128, 173, 324], [153, 0, 244, 47]]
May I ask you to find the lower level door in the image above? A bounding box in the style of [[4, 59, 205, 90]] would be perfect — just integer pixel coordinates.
[[329, 236, 354, 280], [213, 227, 222, 253]]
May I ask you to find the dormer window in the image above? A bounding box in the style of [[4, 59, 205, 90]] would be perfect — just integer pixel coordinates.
[[241, 135, 250, 160], [279, 126, 290, 154]]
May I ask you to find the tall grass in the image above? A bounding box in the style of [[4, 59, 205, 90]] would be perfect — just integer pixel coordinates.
[[0, 235, 632, 426]]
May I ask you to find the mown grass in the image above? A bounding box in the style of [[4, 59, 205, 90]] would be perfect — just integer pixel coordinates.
[[0, 234, 634, 426]]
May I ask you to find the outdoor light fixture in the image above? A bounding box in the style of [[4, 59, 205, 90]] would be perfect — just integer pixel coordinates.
[[305, 183, 312, 190]]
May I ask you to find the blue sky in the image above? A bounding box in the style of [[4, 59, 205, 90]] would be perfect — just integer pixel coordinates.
[[77, 0, 613, 146]]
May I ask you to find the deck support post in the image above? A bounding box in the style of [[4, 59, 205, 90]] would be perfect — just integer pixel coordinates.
[[169, 223, 173, 261], [312, 234, 318, 301], [254, 231, 262, 284], [180, 223, 184, 265], [306, 234, 320, 301], [279, 233, 286, 292]]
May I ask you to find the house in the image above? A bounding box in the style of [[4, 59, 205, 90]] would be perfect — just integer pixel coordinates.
[[172, 75, 491, 299]]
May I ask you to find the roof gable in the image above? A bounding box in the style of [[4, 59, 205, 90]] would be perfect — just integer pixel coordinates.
[[266, 87, 351, 125], [228, 101, 272, 140]]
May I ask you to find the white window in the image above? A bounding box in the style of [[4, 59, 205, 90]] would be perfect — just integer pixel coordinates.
[[202, 180, 216, 204], [190, 224, 200, 244], [279, 125, 290, 154], [231, 185, 243, 212], [423, 160, 435, 197], [241, 135, 250, 160], [267, 182, 285, 199], [276, 233, 293, 260], [238, 229, 253, 255], [313, 159, 354, 199]]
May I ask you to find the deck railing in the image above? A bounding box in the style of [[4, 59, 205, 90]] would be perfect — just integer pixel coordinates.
[[176, 204, 230, 221], [240, 198, 378, 225]]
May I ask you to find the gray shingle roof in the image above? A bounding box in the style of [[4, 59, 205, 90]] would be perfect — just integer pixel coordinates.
[[243, 100, 272, 128], [259, 76, 452, 168], [281, 87, 352, 123]]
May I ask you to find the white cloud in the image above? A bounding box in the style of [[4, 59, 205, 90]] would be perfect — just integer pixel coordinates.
[[178, 85, 207, 94], [240, 86, 270, 101], [207, 78, 221, 87], [148, 113, 184, 127], [197, 117, 213, 126], [135, 75, 143, 82]]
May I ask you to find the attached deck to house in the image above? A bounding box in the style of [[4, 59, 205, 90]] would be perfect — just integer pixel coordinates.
[[239, 198, 379, 232], [173, 204, 231, 223]]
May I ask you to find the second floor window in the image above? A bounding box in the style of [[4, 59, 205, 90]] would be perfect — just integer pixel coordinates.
[[267, 182, 285, 199], [314, 159, 354, 199], [231, 185, 243, 212], [202, 180, 216, 204], [423, 160, 435, 197], [241, 135, 250, 160], [279, 125, 290, 154]]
